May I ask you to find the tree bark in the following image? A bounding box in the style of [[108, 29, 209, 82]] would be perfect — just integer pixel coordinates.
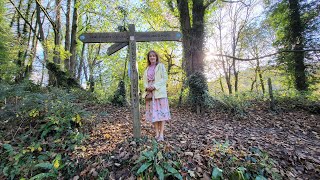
[[219, 75, 225, 93], [22, 1, 33, 78], [53, 0, 61, 65], [70, 0, 78, 77], [288, 0, 308, 91], [191, 0, 205, 73], [88, 45, 101, 92], [36, 1, 49, 80], [64, 0, 71, 71], [256, 59, 265, 94], [29, 18, 38, 75], [15, 0, 23, 82], [177, 0, 192, 76], [77, 43, 85, 82]]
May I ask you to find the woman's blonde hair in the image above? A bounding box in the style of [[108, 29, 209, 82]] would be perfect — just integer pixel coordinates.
[[147, 50, 159, 66]]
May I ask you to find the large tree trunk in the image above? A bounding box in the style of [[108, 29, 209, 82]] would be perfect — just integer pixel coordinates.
[[191, 0, 205, 73], [177, 0, 209, 111], [53, 0, 61, 65], [177, 0, 192, 76], [64, 0, 71, 72], [288, 0, 307, 91], [70, 0, 78, 78], [177, 0, 206, 76]]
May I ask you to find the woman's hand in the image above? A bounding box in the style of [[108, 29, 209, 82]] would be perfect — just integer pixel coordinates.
[[146, 85, 155, 91]]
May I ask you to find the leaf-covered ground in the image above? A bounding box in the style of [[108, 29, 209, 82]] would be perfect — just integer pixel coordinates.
[[73, 103, 320, 179]]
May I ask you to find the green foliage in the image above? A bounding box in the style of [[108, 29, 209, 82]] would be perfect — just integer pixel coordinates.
[[133, 140, 182, 180], [0, 81, 91, 179], [215, 94, 251, 117], [0, 0, 18, 82], [208, 140, 282, 180], [274, 89, 320, 114], [111, 80, 127, 106], [266, 0, 319, 90], [188, 72, 213, 110]]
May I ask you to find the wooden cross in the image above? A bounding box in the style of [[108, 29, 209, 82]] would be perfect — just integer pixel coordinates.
[[79, 24, 182, 138]]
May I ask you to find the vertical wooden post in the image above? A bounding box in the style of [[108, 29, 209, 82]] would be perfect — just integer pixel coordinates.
[[268, 78, 275, 110], [128, 24, 141, 138]]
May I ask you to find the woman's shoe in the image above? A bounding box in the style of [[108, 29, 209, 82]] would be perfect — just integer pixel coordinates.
[[157, 135, 164, 142]]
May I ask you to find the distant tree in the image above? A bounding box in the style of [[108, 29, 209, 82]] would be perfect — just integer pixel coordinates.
[[268, 0, 320, 91]]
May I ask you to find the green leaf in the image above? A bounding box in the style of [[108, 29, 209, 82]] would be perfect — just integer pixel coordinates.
[[136, 162, 152, 175], [230, 170, 246, 180], [212, 167, 223, 180], [135, 155, 147, 164], [237, 166, 246, 172], [255, 175, 267, 180], [3, 144, 13, 152], [157, 151, 163, 160], [143, 151, 155, 160], [155, 165, 164, 180], [2, 166, 9, 176], [163, 163, 182, 180], [35, 162, 53, 170], [30, 173, 56, 180]]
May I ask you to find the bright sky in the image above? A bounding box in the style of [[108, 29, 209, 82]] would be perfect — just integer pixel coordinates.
[[204, 0, 270, 81]]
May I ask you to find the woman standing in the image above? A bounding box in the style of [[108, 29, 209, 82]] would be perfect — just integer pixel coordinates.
[[143, 50, 171, 141]]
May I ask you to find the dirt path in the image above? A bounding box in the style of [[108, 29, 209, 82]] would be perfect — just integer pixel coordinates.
[[77, 104, 320, 179]]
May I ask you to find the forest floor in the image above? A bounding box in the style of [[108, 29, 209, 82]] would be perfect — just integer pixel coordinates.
[[73, 102, 320, 180]]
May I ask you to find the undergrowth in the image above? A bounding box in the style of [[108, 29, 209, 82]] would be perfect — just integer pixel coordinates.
[[0, 81, 95, 179]]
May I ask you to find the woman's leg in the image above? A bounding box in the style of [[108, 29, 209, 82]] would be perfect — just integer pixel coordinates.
[[153, 122, 160, 138], [158, 121, 165, 141]]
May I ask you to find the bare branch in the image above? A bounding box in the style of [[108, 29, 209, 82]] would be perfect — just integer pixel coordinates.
[[222, 0, 250, 7], [204, 0, 217, 9], [8, 0, 41, 40], [212, 49, 320, 61], [35, 0, 57, 33]]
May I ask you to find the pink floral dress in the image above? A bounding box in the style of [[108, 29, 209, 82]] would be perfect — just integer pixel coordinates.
[[145, 64, 171, 122]]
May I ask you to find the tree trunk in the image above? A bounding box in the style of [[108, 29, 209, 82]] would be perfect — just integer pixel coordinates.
[[177, 0, 192, 76], [70, 0, 78, 77], [191, 0, 205, 74], [233, 59, 239, 93], [36, 1, 51, 84], [222, 60, 232, 94], [22, 1, 34, 78], [64, 0, 71, 72], [53, 0, 61, 65], [10, 10, 16, 28], [288, 0, 307, 91], [77, 43, 85, 82], [89, 44, 101, 92], [178, 78, 186, 107], [217, 11, 232, 95], [219, 75, 225, 93], [268, 78, 275, 110], [15, 0, 23, 82], [29, 17, 38, 75], [250, 78, 256, 92], [256, 60, 265, 94]]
